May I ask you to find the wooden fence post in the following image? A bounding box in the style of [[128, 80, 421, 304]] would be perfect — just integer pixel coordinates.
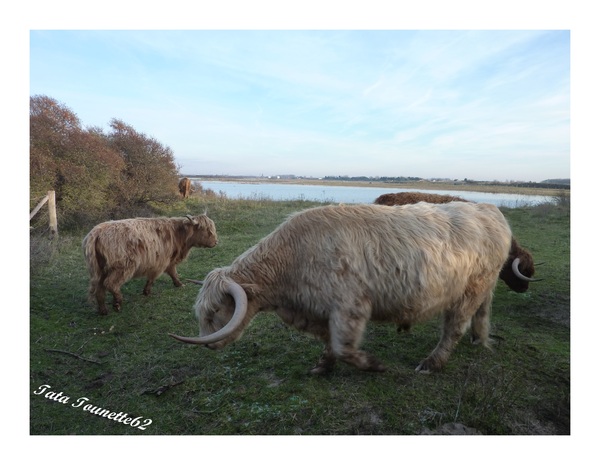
[[30, 190, 58, 237], [47, 190, 58, 237]]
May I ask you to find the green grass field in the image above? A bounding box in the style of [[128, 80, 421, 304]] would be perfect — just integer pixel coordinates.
[[29, 194, 570, 435]]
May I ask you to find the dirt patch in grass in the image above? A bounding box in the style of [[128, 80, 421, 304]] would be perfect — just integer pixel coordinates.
[[532, 291, 570, 327]]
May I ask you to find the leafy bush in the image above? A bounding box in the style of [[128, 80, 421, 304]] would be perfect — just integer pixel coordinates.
[[30, 95, 180, 231]]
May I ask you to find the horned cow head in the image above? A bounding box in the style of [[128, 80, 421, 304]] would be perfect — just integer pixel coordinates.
[[499, 238, 542, 292], [169, 271, 249, 348]]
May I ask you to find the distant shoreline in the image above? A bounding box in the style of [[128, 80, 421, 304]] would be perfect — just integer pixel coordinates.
[[189, 176, 569, 197]]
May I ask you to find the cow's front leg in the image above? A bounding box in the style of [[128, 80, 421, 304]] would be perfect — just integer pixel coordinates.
[[143, 273, 160, 295], [310, 344, 336, 375], [329, 305, 387, 372], [470, 290, 493, 347]]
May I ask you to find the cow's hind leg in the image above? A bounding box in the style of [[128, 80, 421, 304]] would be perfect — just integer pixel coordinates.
[[416, 311, 468, 374], [103, 269, 127, 311], [165, 264, 183, 288], [90, 275, 109, 315], [416, 292, 491, 373]]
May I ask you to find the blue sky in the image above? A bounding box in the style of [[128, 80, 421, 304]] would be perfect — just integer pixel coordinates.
[[30, 30, 569, 182]]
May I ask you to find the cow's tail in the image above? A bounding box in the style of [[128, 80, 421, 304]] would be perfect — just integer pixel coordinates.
[[82, 233, 106, 302]]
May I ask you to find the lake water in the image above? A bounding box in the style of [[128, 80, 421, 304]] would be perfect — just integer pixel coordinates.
[[194, 180, 554, 208]]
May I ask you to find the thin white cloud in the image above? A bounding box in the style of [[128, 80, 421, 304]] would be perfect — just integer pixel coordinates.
[[30, 30, 570, 181]]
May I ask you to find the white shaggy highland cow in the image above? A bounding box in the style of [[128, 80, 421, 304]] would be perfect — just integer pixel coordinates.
[[83, 214, 217, 315], [170, 202, 512, 374]]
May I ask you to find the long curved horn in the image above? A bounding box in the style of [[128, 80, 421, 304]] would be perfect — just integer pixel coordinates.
[[186, 279, 204, 285], [512, 258, 543, 282], [169, 281, 248, 345], [185, 214, 198, 225]]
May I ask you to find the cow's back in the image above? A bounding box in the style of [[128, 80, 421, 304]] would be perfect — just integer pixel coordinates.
[[237, 203, 512, 322], [86, 218, 179, 276]]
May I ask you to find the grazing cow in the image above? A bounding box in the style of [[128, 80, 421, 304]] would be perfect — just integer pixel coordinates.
[[83, 214, 218, 315], [499, 237, 539, 293], [374, 192, 468, 206], [373, 192, 540, 292], [170, 203, 512, 374], [374, 192, 540, 290], [178, 177, 192, 198]]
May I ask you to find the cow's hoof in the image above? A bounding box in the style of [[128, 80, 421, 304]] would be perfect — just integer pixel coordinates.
[[363, 353, 387, 372], [415, 358, 441, 374], [415, 363, 432, 374], [309, 362, 334, 375], [309, 366, 328, 375], [367, 362, 388, 372], [471, 337, 494, 349]]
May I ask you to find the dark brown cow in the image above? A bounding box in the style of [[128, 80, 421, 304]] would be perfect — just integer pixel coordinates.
[[499, 237, 539, 293], [374, 192, 468, 206], [83, 214, 217, 315], [373, 191, 540, 293], [178, 177, 192, 198]]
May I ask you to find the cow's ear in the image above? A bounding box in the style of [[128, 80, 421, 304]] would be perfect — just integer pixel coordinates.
[[240, 283, 261, 299]]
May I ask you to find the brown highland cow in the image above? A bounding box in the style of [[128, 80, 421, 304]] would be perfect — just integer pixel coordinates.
[[83, 214, 217, 315]]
